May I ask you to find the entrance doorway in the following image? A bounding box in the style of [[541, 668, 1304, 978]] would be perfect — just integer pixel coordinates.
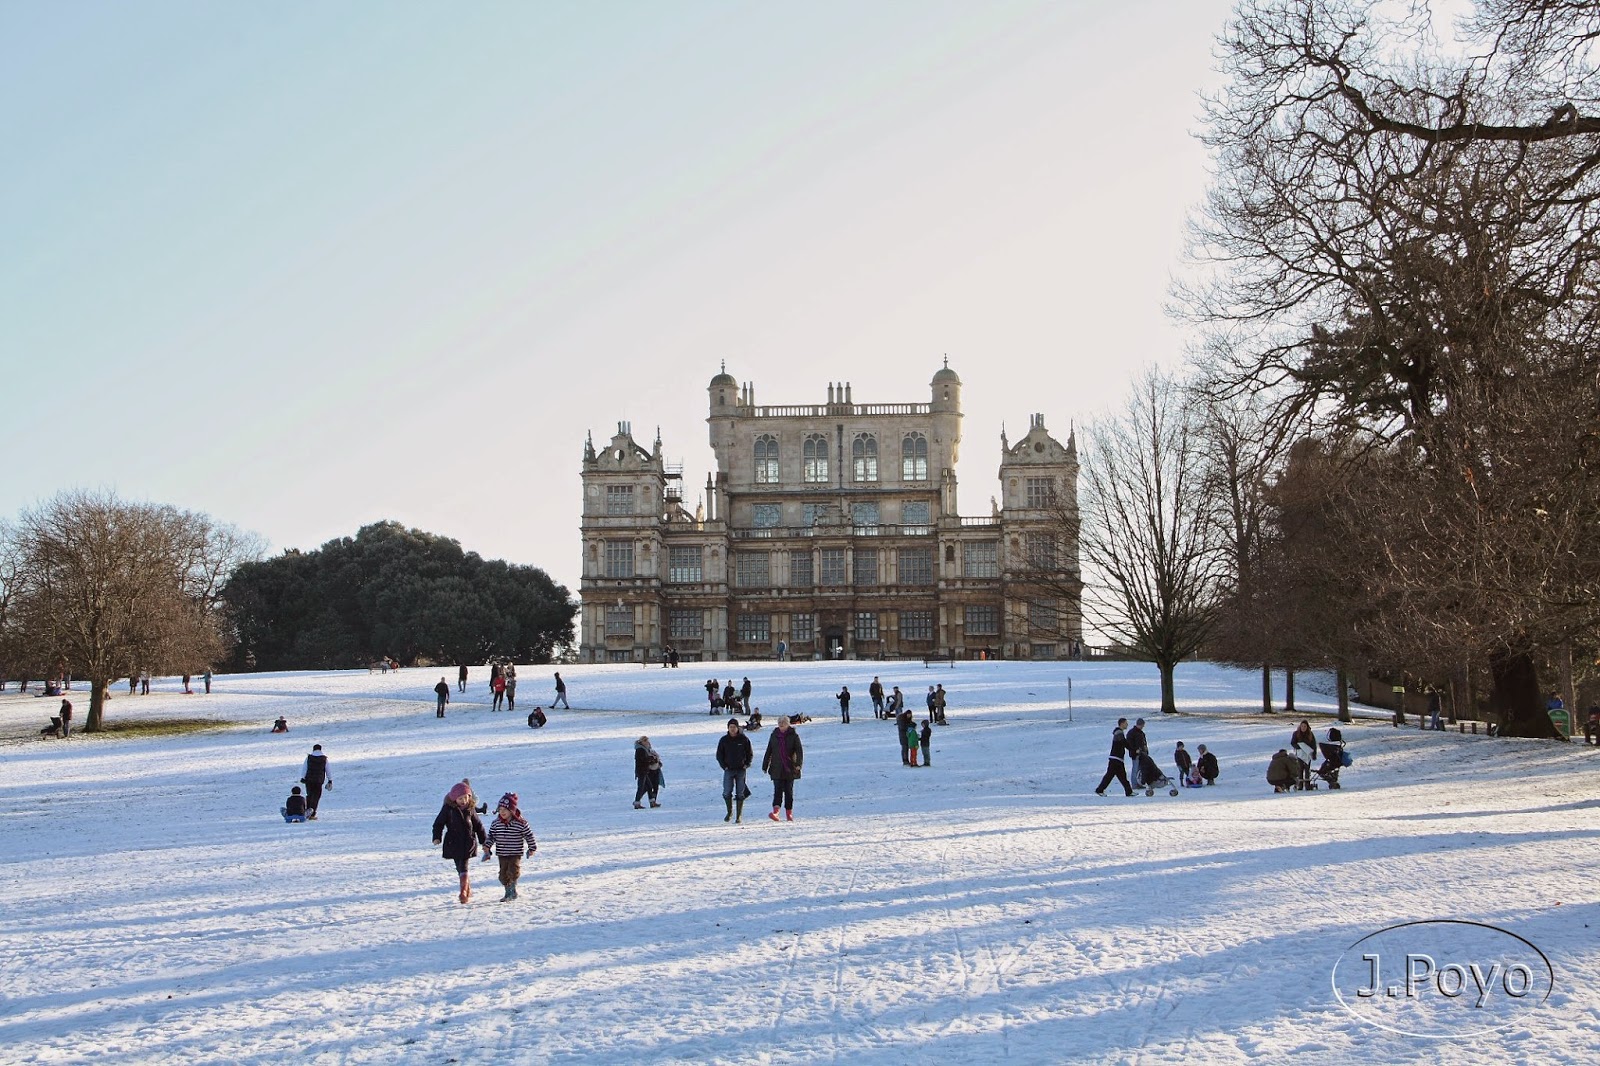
[[825, 628, 845, 659]]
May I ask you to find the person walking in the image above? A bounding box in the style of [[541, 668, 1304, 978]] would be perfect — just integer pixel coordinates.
[[716, 717, 754, 823], [203, 669, 212, 694], [869, 677, 885, 718], [1126, 718, 1149, 788], [483, 792, 536, 901], [933, 684, 948, 725], [58, 699, 73, 739], [553, 672, 570, 709], [458, 664, 468, 693], [301, 744, 333, 818], [1095, 719, 1134, 797], [740, 677, 753, 710], [633, 735, 663, 809], [762, 715, 804, 821], [432, 781, 488, 904], [434, 677, 450, 717], [491, 672, 506, 712], [836, 685, 852, 724]]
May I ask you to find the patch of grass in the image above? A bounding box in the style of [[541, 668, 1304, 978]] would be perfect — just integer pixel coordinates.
[[92, 718, 230, 738]]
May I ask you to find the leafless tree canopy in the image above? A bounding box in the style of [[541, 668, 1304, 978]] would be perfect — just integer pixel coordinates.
[[4, 491, 262, 730], [1184, 0, 1600, 735], [1080, 369, 1229, 713]]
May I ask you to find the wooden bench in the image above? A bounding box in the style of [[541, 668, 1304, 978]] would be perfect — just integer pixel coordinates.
[[923, 653, 955, 668]]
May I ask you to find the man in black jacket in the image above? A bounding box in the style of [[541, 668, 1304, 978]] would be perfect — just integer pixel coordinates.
[[1126, 718, 1149, 788], [301, 744, 332, 819], [1096, 719, 1133, 797], [716, 717, 754, 823]]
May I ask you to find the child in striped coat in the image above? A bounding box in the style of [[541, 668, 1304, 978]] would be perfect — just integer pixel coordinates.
[[484, 792, 537, 902]]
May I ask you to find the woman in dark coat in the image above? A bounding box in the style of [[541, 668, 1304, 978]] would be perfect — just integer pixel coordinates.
[[634, 736, 663, 809], [432, 780, 488, 904], [761, 715, 804, 821]]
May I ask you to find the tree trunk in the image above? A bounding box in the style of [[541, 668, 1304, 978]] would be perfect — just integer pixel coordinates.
[[1336, 664, 1351, 722], [1159, 661, 1178, 714], [1261, 664, 1273, 713], [1285, 668, 1296, 713], [1490, 649, 1564, 739], [87, 677, 109, 732]]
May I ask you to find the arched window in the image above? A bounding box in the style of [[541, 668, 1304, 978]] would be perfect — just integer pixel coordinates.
[[803, 434, 829, 483], [901, 432, 928, 481], [754, 435, 779, 484], [852, 433, 878, 482]]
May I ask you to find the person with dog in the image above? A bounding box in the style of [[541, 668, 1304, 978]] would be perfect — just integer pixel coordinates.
[[58, 699, 72, 739], [301, 744, 332, 819], [432, 781, 489, 904], [762, 715, 804, 821], [483, 792, 536, 901], [716, 717, 753, 822]]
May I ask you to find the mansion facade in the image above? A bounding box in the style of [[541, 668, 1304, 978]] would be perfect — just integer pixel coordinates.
[[578, 363, 1081, 663]]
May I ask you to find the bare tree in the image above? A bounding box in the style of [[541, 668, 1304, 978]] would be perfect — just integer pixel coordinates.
[[1080, 369, 1228, 713], [6, 491, 262, 731], [1184, 0, 1600, 736]]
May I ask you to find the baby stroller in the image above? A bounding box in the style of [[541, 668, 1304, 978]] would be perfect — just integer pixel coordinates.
[[1315, 729, 1349, 789], [1135, 752, 1179, 796]]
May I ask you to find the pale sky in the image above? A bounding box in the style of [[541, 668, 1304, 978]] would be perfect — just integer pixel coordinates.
[[2, 0, 1235, 595]]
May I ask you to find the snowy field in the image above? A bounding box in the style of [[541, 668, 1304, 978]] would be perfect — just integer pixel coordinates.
[[1, 659, 1595, 1065]]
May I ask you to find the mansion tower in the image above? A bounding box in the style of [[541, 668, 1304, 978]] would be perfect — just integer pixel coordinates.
[[578, 363, 1080, 663]]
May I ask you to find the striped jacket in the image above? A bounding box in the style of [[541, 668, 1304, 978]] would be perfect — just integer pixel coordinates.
[[486, 816, 536, 858]]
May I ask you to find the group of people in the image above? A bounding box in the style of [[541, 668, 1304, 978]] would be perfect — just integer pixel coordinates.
[[433, 668, 565, 718], [1267, 720, 1347, 791], [1097, 717, 1219, 796], [282, 744, 333, 821], [431, 780, 537, 904], [705, 676, 753, 714], [640, 714, 806, 822]]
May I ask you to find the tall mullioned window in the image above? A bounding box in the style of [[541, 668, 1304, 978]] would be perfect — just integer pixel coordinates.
[[901, 432, 928, 481], [1026, 532, 1058, 570], [753, 504, 781, 529], [604, 541, 635, 578], [1030, 599, 1059, 630], [852, 501, 879, 534], [965, 605, 999, 636], [855, 612, 879, 640], [854, 549, 878, 586], [605, 604, 633, 636], [963, 541, 999, 578], [791, 613, 815, 642], [605, 485, 634, 514], [755, 435, 780, 484], [821, 548, 847, 585], [803, 434, 830, 483], [852, 433, 878, 482], [899, 610, 934, 641], [790, 551, 813, 587], [902, 501, 931, 533], [1025, 476, 1056, 508], [735, 551, 770, 588], [736, 614, 771, 643], [669, 609, 700, 641], [899, 548, 934, 585], [667, 546, 702, 583]]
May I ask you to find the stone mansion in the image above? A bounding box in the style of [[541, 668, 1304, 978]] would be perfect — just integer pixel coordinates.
[[578, 362, 1082, 663]]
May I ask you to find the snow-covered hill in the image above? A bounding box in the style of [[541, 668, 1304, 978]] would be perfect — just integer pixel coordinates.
[[1, 660, 1593, 1064]]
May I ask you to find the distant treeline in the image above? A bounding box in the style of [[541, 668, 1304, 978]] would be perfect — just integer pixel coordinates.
[[222, 521, 575, 670]]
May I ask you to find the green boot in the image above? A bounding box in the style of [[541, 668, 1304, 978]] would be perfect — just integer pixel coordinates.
[[724, 797, 734, 822]]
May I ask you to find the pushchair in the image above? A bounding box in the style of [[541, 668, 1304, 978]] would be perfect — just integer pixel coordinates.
[[1315, 737, 1349, 789], [1135, 752, 1179, 796]]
